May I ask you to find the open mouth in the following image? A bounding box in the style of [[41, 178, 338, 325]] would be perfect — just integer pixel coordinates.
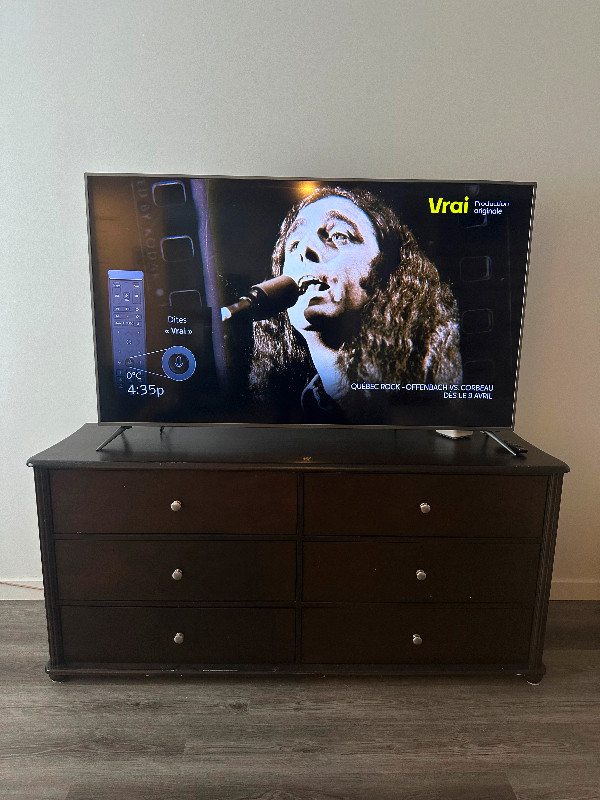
[[297, 275, 330, 294]]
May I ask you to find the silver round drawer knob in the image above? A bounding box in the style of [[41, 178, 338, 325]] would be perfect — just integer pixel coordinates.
[[416, 569, 427, 581], [170, 500, 182, 512], [174, 632, 184, 645], [420, 502, 431, 514], [171, 569, 183, 581], [412, 634, 423, 646]]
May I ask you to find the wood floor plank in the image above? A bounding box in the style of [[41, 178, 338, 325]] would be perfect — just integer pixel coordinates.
[[0, 708, 186, 758], [181, 720, 600, 766], [543, 602, 600, 649], [0, 777, 70, 800], [3, 678, 598, 725], [64, 774, 519, 800], [507, 765, 600, 800]]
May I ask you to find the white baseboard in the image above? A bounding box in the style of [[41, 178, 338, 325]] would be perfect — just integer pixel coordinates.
[[0, 580, 44, 600], [550, 580, 600, 601]]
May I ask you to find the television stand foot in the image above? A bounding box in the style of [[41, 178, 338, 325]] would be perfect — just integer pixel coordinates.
[[96, 426, 132, 452], [481, 430, 528, 457], [435, 430, 473, 439]]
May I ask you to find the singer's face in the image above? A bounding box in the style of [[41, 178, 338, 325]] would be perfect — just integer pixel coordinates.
[[282, 196, 380, 338]]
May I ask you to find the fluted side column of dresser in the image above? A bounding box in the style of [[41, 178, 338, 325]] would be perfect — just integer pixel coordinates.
[[28, 425, 568, 681]]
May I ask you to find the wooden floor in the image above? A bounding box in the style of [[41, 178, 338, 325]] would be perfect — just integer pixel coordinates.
[[1, 601, 599, 800]]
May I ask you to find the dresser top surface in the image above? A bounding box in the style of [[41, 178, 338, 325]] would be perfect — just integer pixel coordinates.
[[27, 424, 569, 475]]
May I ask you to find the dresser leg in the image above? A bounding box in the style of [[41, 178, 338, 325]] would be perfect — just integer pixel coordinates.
[[46, 662, 68, 682], [524, 670, 545, 685]]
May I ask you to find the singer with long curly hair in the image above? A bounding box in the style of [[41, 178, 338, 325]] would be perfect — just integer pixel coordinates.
[[249, 186, 462, 423]]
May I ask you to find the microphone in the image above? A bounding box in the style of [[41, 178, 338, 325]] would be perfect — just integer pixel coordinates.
[[220, 275, 300, 321]]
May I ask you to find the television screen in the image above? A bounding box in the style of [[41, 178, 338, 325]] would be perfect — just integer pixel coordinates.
[[87, 175, 535, 428]]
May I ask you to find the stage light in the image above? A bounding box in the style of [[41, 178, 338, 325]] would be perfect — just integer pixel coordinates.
[[298, 181, 318, 196]]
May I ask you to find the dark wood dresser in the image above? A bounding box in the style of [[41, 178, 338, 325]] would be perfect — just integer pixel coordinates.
[[28, 425, 568, 682]]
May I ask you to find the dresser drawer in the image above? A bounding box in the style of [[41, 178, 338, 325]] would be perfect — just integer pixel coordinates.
[[50, 469, 297, 534], [301, 605, 533, 664], [56, 539, 296, 602], [303, 540, 540, 603], [60, 607, 295, 664], [304, 474, 547, 537]]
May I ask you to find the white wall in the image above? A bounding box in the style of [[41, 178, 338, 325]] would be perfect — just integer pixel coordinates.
[[1, 0, 598, 598]]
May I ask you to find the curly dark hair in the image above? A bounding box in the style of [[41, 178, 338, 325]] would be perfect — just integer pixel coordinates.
[[249, 186, 462, 410]]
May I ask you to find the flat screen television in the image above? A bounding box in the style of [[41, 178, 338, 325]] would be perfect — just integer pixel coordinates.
[[86, 175, 535, 429]]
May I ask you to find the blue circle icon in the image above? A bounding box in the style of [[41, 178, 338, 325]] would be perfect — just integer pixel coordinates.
[[162, 346, 196, 381]]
